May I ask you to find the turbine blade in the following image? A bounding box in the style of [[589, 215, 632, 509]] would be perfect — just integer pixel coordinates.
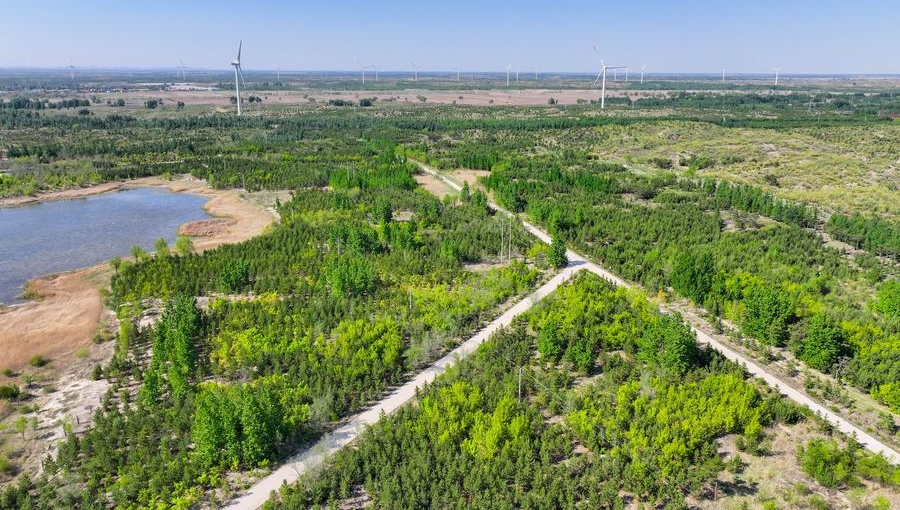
[[238, 66, 246, 88], [593, 70, 603, 86], [593, 46, 602, 58], [237, 40, 242, 62]]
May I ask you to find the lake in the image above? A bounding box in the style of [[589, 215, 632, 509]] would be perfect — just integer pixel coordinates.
[[0, 187, 210, 305]]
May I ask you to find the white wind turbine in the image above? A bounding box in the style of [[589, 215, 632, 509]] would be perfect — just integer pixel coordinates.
[[624, 67, 629, 83], [231, 40, 245, 116], [453, 67, 461, 81], [592, 47, 625, 109], [506, 63, 513, 86], [722, 67, 726, 83], [356, 59, 370, 84], [773, 67, 781, 86], [411, 62, 423, 82], [178, 60, 186, 81], [515, 65, 519, 83], [640, 63, 647, 84]]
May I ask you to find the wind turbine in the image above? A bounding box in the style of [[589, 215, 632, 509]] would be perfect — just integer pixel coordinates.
[[68, 64, 75, 81], [230, 40, 245, 116], [640, 63, 647, 84], [356, 59, 369, 84], [506, 63, 513, 86], [624, 67, 629, 83], [411, 62, 423, 82], [722, 67, 726, 83], [454, 67, 461, 81], [372, 65, 379, 81], [773, 67, 781, 86], [592, 47, 625, 110], [178, 60, 186, 81], [276, 64, 281, 81], [515, 65, 519, 84]]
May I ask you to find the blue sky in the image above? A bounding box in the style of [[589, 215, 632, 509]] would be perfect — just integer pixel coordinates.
[[2, 0, 898, 74]]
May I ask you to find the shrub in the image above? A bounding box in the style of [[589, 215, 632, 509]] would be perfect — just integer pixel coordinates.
[[0, 385, 20, 400]]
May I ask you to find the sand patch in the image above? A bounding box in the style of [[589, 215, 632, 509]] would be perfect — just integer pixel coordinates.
[[178, 218, 237, 237]]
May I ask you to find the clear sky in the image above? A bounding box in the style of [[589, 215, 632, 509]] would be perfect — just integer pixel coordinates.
[[2, 0, 898, 74]]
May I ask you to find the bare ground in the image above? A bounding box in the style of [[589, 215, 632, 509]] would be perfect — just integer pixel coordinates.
[[688, 421, 900, 509]]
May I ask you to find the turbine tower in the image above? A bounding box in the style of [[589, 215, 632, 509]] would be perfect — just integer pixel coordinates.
[[230, 41, 245, 115], [640, 63, 647, 84], [178, 60, 186, 81], [592, 47, 625, 110], [356, 59, 370, 84], [773, 67, 781, 86], [411, 62, 423, 82], [722, 67, 726, 83], [454, 67, 461, 81], [506, 63, 513, 86]]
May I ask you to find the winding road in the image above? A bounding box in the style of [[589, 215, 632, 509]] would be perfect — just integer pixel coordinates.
[[227, 162, 898, 509]]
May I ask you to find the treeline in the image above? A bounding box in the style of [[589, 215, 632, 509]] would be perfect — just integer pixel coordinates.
[[0, 97, 90, 110], [267, 274, 817, 509], [827, 212, 900, 260]]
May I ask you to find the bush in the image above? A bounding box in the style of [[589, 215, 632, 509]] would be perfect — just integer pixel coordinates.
[[0, 385, 20, 400], [28, 355, 49, 368], [797, 438, 856, 488]]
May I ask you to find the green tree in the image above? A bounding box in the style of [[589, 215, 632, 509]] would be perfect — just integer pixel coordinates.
[[742, 284, 793, 346], [670, 250, 714, 303], [220, 260, 250, 293], [460, 181, 471, 203], [638, 313, 699, 376], [798, 313, 844, 371], [548, 236, 568, 269], [153, 237, 169, 257], [175, 235, 193, 256], [537, 319, 564, 362], [873, 279, 900, 319], [109, 255, 122, 275]]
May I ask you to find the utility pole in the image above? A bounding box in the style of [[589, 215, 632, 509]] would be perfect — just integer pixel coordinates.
[[518, 366, 523, 401]]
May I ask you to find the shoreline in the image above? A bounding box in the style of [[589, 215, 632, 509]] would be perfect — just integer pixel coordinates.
[[0, 175, 277, 370]]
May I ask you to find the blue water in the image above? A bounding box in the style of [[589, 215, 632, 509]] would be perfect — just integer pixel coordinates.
[[0, 187, 210, 304]]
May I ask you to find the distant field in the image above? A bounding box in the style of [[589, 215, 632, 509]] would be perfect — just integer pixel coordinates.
[[585, 121, 900, 219]]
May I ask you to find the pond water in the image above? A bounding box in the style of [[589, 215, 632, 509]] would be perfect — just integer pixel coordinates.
[[0, 187, 210, 305]]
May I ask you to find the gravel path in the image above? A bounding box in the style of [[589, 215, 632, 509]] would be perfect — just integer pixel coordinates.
[[227, 162, 898, 509]]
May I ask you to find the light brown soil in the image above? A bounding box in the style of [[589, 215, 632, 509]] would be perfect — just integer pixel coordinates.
[[688, 421, 900, 509], [414, 173, 453, 199], [448, 169, 490, 187], [179, 218, 236, 237], [0, 268, 104, 370]]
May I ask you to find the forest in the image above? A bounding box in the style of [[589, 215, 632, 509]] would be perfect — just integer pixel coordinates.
[[0, 138, 547, 508], [266, 274, 898, 509], [0, 90, 898, 507]]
